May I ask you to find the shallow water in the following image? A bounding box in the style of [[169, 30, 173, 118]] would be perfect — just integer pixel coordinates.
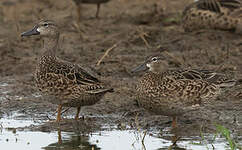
[[1, 114, 241, 150], [0, 81, 241, 150]]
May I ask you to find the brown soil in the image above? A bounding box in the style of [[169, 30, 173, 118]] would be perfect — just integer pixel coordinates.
[[0, 0, 242, 136]]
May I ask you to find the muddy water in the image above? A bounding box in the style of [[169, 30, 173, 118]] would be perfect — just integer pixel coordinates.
[[1, 114, 241, 150]]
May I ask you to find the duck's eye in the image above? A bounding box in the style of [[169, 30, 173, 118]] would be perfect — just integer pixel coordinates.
[[43, 23, 48, 27], [152, 57, 158, 62]]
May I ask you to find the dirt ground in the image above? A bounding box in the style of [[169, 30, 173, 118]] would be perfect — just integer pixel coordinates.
[[0, 0, 242, 137]]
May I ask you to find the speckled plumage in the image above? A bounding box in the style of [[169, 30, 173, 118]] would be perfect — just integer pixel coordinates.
[[132, 55, 235, 127], [21, 20, 113, 122], [182, 0, 242, 34]]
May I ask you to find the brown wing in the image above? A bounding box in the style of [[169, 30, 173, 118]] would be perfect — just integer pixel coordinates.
[[166, 69, 235, 86], [167, 69, 217, 80], [179, 69, 218, 80], [52, 59, 100, 86], [54, 60, 113, 93], [36, 58, 113, 99], [158, 76, 219, 104]]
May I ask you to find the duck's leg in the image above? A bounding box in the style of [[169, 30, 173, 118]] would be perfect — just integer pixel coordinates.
[[58, 129, 62, 144], [76, 4, 81, 22], [56, 104, 63, 122], [172, 116, 177, 128], [75, 107, 81, 120], [96, 3, 100, 18]]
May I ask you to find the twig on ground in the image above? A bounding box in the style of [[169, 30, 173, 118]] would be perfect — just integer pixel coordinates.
[[51, 107, 71, 116], [96, 43, 118, 66], [226, 43, 230, 59], [141, 130, 147, 144], [172, 136, 181, 146], [134, 112, 140, 131], [46, 107, 71, 121], [137, 26, 150, 48], [46, 115, 52, 121], [0, 123, 3, 130], [72, 22, 86, 40], [61, 107, 71, 115], [163, 51, 183, 66]]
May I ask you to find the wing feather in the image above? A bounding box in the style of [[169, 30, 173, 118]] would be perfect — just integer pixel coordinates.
[[53, 59, 101, 86]]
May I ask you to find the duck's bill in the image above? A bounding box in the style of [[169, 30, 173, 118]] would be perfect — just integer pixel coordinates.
[[131, 63, 148, 73], [21, 26, 40, 37]]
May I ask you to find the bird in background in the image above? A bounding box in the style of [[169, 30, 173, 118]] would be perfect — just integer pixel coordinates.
[[182, 0, 242, 34], [72, 0, 110, 21]]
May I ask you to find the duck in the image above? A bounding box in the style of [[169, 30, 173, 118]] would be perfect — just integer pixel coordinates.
[[72, 0, 110, 20], [182, 0, 242, 34], [21, 20, 113, 122], [131, 54, 235, 128]]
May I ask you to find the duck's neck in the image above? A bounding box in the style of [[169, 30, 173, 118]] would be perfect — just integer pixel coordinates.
[[42, 36, 59, 56], [146, 71, 165, 79]]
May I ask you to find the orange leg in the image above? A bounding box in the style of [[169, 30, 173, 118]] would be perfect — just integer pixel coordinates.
[[96, 3, 100, 18], [56, 104, 63, 122], [75, 107, 81, 120], [172, 116, 177, 129]]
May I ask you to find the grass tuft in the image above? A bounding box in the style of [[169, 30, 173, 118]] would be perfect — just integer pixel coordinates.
[[215, 124, 241, 150]]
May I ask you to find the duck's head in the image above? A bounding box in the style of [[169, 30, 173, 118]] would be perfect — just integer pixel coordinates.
[[131, 54, 169, 74], [21, 20, 59, 38]]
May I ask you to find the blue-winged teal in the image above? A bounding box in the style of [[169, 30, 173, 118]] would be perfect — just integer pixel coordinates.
[[182, 0, 242, 34], [72, 0, 110, 20], [132, 54, 235, 128], [21, 20, 113, 122]]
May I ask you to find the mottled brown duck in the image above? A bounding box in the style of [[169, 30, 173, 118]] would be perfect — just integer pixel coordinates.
[[182, 0, 242, 34], [21, 20, 113, 122], [131, 54, 235, 128], [72, 0, 110, 20]]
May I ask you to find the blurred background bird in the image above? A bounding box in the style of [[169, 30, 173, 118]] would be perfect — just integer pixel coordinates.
[[182, 0, 242, 34], [72, 0, 110, 21]]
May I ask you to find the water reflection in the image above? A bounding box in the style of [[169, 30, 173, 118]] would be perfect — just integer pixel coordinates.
[[44, 130, 99, 150], [0, 115, 241, 150], [43, 129, 176, 150], [88, 129, 172, 150]]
